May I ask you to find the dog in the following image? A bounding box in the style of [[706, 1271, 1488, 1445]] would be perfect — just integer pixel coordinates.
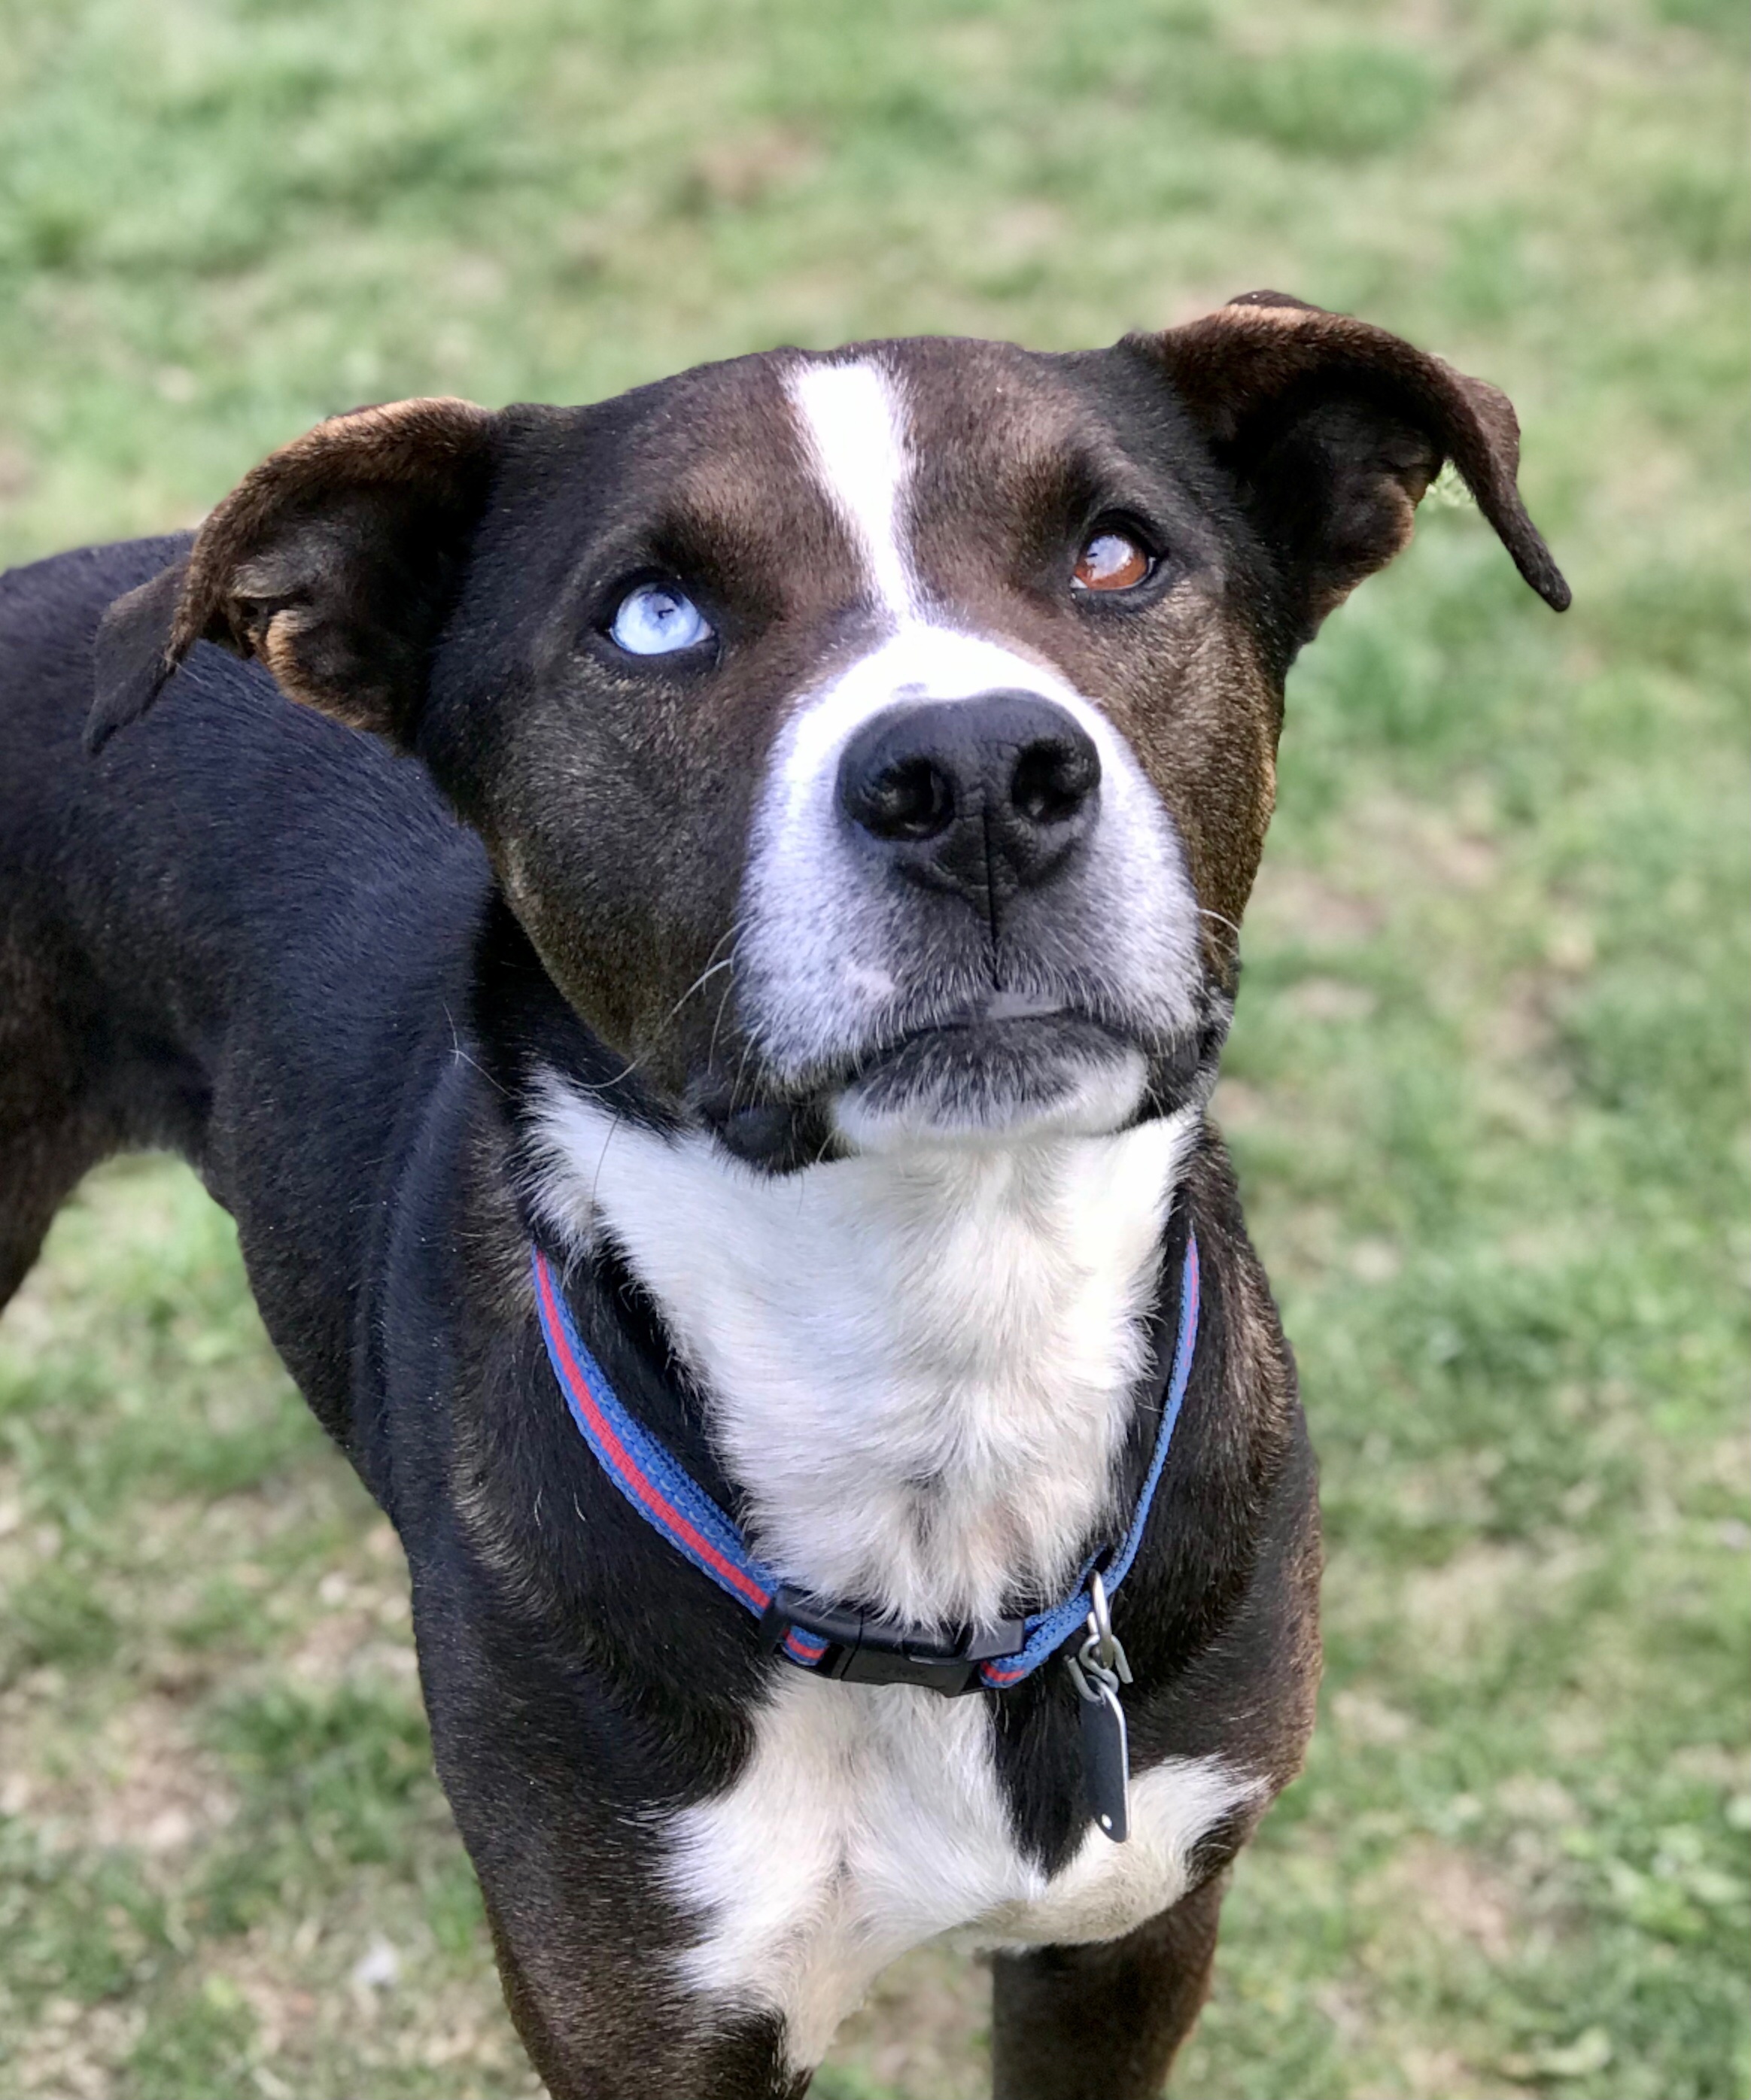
[[0, 291, 1567, 2098]]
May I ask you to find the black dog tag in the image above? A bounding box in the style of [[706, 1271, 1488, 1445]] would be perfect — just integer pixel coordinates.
[[1079, 1675, 1129, 1842]]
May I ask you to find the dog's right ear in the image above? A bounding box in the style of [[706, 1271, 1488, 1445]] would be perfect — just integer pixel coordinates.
[[1129, 292, 1569, 643], [87, 397, 500, 755]]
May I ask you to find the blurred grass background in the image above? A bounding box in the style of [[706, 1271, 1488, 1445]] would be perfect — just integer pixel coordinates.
[[0, 1, 1745, 2094]]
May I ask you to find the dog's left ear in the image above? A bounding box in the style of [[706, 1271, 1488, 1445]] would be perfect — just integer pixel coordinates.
[[88, 396, 500, 754], [1129, 291, 1570, 641]]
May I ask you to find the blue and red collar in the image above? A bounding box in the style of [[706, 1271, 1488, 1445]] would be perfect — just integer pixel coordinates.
[[530, 1228, 1200, 1697]]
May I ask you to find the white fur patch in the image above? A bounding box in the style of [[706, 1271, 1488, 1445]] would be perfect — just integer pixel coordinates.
[[530, 1086, 1195, 1628], [786, 357, 916, 616], [734, 618, 1205, 1098], [664, 1670, 1262, 2068]]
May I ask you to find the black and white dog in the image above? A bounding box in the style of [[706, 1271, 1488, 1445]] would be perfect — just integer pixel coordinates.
[[0, 293, 1566, 2098]]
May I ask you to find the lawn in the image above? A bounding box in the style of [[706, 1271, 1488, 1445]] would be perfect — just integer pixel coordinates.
[[0, 1, 1745, 2095]]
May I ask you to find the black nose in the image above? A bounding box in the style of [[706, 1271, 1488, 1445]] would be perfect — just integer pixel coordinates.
[[837, 691, 1102, 916]]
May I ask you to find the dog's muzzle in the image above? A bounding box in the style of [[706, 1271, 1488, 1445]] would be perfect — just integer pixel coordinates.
[[715, 676, 1215, 1165]]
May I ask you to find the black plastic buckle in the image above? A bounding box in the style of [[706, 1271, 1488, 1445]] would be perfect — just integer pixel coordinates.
[[759, 1584, 1026, 1697]]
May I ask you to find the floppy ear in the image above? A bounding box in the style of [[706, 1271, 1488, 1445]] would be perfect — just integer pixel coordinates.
[[1130, 290, 1570, 642], [87, 396, 500, 755]]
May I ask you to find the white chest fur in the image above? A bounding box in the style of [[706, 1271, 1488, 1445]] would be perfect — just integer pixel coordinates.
[[665, 1674, 1260, 2066], [528, 1088, 1257, 2065], [530, 1091, 1193, 1626]]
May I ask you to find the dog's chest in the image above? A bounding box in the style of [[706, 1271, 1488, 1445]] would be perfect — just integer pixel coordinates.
[[531, 1093, 1196, 1626], [528, 1091, 1254, 2060], [664, 1675, 1260, 2066]]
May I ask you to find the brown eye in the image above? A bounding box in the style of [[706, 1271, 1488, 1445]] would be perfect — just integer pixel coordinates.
[[1072, 528, 1153, 592]]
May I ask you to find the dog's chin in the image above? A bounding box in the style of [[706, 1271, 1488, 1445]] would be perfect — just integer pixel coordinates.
[[695, 1004, 1230, 1173], [831, 1017, 1150, 1154]]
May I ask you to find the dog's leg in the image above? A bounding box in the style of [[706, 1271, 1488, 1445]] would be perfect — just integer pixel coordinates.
[[0, 1123, 108, 1311], [417, 1576, 813, 2100], [989, 1874, 1227, 2100], [484, 1896, 809, 2100], [0, 933, 115, 1311]]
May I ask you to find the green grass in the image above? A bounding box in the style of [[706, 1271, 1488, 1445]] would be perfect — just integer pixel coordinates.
[[0, 1, 1745, 2094]]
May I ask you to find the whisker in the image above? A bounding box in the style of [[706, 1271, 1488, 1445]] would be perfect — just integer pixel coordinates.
[[555, 925, 746, 1096], [443, 1001, 511, 1097], [589, 1108, 624, 1212], [726, 1034, 757, 1114], [707, 966, 740, 1069]]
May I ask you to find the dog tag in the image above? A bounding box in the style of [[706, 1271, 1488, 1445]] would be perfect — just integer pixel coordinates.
[[1065, 1573, 1132, 1843], [1078, 1673, 1129, 1842]]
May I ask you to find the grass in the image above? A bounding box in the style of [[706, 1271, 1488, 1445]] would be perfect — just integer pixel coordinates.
[[0, 0, 1745, 2093]]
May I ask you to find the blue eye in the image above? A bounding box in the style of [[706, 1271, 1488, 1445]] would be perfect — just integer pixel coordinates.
[[609, 581, 713, 657]]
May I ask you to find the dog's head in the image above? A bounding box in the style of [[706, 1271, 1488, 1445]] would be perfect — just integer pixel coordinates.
[[90, 294, 1567, 1169]]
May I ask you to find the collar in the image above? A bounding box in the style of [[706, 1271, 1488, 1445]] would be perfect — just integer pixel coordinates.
[[530, 1228, 1200, 1697]]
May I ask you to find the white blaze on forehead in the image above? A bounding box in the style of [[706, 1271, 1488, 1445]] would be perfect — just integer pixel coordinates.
[[785, 359, 916, 617]]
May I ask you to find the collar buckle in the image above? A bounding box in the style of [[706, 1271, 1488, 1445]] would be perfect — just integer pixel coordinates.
[[760, 1584, 1026, 1697]]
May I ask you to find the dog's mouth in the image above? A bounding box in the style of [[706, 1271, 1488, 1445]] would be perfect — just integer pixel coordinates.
[[831, 1008, 1144, 1147], [692, 992, 1227, 1170]]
